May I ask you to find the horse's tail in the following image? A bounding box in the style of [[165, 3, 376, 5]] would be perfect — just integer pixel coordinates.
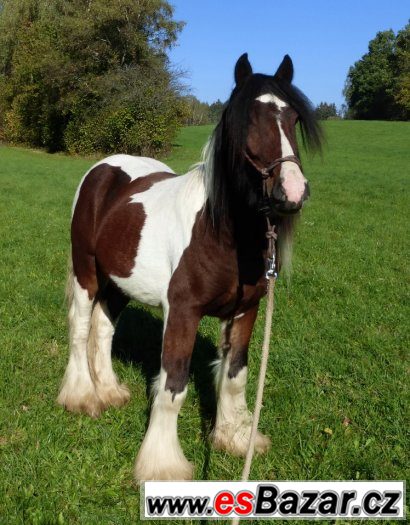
[[87, 300, 102, 384], [65, 254, 74, 308]]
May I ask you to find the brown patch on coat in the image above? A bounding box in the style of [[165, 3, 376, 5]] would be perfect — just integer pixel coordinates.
[[246, 101, 282, 195], [162, 307, 201, 395], [168, 211, 267, 321], [247, 102, 302, 198], [98, 280, 130, 321], [221, 305, 259, 378], [162, 212, 267, 394], [71, 164, 174, 298]]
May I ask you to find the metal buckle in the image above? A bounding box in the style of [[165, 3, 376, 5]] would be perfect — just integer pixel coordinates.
[[266, 255, 277, 280]]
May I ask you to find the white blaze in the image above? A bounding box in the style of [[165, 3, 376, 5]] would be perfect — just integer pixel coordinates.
[[277, 121, 306, 204], [255, 93, 287, 108], [256, 93, 307, 204]]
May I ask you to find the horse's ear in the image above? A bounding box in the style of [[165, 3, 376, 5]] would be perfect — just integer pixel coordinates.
[[274, 54, 294, 83], [234, 53, 253, 87]]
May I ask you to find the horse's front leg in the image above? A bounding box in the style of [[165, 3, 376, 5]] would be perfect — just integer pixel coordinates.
[[134, 305, 200, 481], [212, 304, 271, 456]]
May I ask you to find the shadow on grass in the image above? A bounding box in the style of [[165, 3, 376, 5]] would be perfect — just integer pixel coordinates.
[[112, 304, 218, 481]]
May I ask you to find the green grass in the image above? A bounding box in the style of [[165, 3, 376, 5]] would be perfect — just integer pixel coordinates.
[[0, 121, 409, 524]]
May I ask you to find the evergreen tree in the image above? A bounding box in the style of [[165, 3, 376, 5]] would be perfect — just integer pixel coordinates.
[[315, 102, 338, 120]]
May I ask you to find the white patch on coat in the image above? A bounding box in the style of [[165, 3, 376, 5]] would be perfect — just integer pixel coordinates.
[[103, 154, 174, 179], [212, 358, 271, 456], [111, 169, 205, 309], [87, 301, 130, 408], [277, 120, 306, 203], [134, 368, 193, 481], [211, 320, 271, 456], [72, 155, 174, 214], [256, 93, 307, 204]]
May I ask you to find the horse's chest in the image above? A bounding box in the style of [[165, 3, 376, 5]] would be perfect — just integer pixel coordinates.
[[170, 248, 267, 318]]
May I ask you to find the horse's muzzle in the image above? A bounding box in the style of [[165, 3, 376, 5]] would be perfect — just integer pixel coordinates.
[[271, 181, 310, 214]]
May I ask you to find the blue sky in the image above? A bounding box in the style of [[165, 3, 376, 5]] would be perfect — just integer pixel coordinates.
[[168, 0, 408, 108]]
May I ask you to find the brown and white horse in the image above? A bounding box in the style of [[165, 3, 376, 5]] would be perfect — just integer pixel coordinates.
[[58, 54, 322, 481]]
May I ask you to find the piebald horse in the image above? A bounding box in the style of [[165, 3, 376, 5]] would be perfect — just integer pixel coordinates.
[[58, 54, 322, 481]]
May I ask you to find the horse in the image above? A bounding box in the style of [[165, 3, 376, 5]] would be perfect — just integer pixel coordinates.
[[57, 53, 322, 481]]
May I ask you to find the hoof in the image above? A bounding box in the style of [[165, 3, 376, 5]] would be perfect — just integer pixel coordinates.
[[134, 453, 194, 482], [254, 431, 272, 454], [212, 424, 271, 457], [57, 386, 104, 418], [134, 433, 194, 481], [96, 382, 130, 409]]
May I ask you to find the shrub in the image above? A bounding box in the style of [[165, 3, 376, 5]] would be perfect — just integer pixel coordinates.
[[0, 0, 185, 154]]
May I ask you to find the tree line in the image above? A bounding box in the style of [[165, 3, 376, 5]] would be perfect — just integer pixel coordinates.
[[182, 96, 224, 126], [0, 3, 408, 156]]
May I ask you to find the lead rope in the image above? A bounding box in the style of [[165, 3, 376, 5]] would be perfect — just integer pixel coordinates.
[[231, 219, 277, 525]]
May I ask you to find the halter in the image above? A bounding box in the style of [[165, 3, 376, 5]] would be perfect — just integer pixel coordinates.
[[244, 152, 302, 179], [245, 150, 303, 217], [244, 152, 302, 279]]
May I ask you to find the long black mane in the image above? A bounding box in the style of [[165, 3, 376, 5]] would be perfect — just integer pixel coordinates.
[[205, 73, 322, 231]]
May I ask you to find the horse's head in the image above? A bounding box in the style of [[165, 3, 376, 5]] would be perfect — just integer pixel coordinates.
[[237, 55, 307, 214], [206, 53, 322, 228], [234, 53, 322, 217]]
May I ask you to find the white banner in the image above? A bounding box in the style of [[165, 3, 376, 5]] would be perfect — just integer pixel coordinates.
[[142, 480, 405, 520]]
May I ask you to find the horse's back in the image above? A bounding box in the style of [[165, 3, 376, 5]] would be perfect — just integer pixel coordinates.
[[72, 155, 174, 213]]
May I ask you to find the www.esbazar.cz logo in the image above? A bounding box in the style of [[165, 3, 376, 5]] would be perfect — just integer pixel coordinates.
[[143, 481, 405, 520]]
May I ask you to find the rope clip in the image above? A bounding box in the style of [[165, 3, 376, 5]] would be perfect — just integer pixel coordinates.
[[266, 255, 278, 280]]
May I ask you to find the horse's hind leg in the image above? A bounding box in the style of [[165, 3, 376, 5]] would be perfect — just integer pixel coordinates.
[[212, 304, 271, 456], [87, 283, 130, 409], [57, 261, 103, 417]]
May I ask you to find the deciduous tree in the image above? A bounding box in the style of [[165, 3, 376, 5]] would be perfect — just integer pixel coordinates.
[[344, 23, 409, 120], [0, 0, 185, 153]]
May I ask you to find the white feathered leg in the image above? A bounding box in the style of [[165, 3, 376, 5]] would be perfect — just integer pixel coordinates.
[[212, 311, 271, 456], [57, 276, 103, 417], [134, 368, 193, 481], [86, 301, 130, 409]]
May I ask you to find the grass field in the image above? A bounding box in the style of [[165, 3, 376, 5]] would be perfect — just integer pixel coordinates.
[[0, 121, 409, 524]]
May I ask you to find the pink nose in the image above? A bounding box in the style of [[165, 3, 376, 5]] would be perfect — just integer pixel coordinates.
[[271, 181, 310, 214], [281, 171, 308, 204]]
